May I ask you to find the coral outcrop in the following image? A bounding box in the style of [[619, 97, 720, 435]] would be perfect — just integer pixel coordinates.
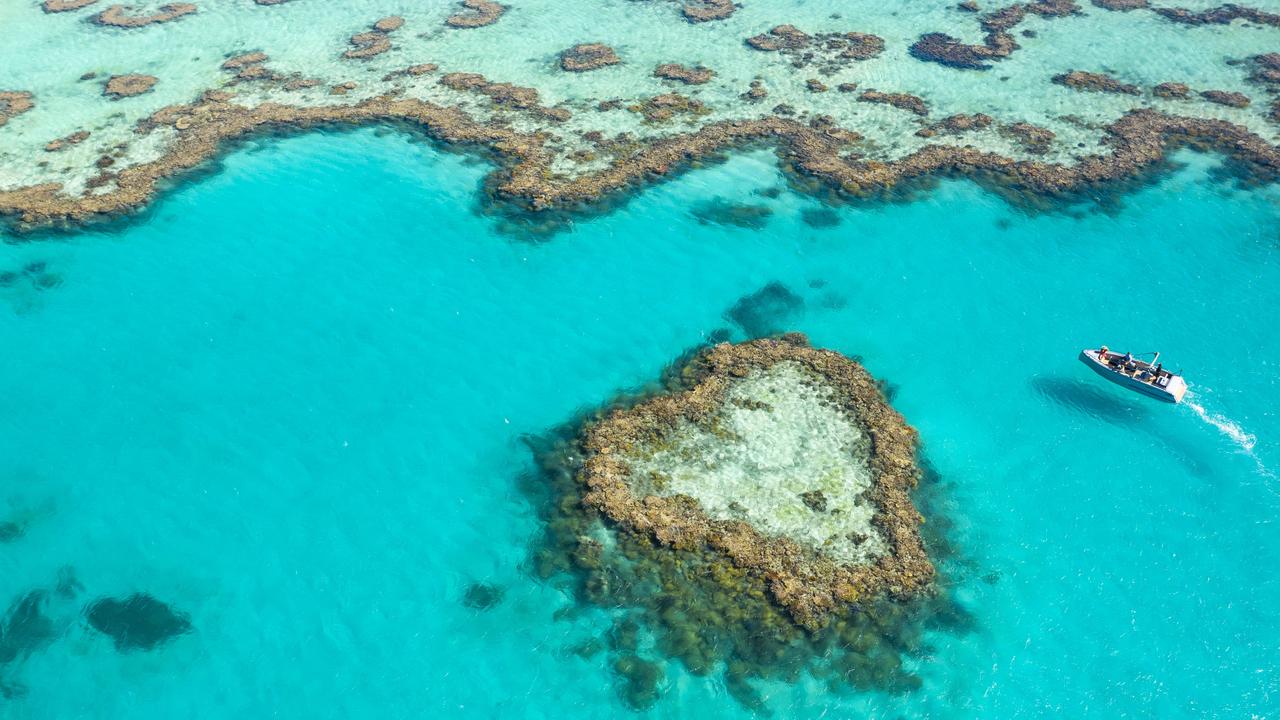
[[446, 0, 507, 28], [103, 74, 157, 99], [1200, 89, 1251, 108], [0, 92, 35, 128], [1153, 81, 1190, 99], [1052, 69, 1140, 95], [42, 0, 99, 12], [857, 90, 929, 116], [654, 63, 715, 85], [916, 113, 994, 137], [910, 1, 1080, 70], [343, 17, 404, 60], [560, 43, 620, 72], [577, 336, 934, 628], [747, 26, 885, 73], [91, 3, 196, 28], [682, 0, 736, 22]]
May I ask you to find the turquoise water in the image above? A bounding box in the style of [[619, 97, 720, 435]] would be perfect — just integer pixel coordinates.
[[2, 129, 1279, 717]]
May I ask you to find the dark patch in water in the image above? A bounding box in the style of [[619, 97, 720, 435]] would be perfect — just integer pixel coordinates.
[[85, 593, 192, 652], [31, 273, 62, 291], [21, 262, 45, 275], [462, 583, 505, 610], [690, 198, 774, 229], [755, 186, 783, 199], [612, 654, 664, 710], [723, 281, 804, 338], [0, 591, 54, 667], [819, 291, 848, 310], [800, 207, 842, 228], [0, 522, 22, 543], [0, 272, 18, 288]]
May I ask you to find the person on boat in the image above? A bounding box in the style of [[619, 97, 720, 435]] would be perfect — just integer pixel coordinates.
[[1122, 352, 1136, 376], [1098, 345, 1110, 364]]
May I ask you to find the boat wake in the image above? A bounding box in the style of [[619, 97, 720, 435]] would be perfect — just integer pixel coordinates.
[[1185, 396, 1274, 482]]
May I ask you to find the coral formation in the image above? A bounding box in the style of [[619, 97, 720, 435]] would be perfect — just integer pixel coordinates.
[[723, 282, 802, 336], [858, 90, 929, 116], [1052, 69, 1140, 95], [446, 0, 507, 28], [1153, 4, 1280, 27], [654, 63, 715, 85], [681, 0, 736, 22], [0, 92, 35, 128], [103, 74, 157, 99], [909, 1, 1079, 70], [1091, 0, 1148, 8], [1200, 89, 1251, 108], [439, 72, 571, 121], [44, 130, 91, 152], [42, 0, 99, 11], [999, 120, 1056, 153], [690, 198, 773, 229], [916, 113, 994, 137], [1153, 81, 1190, 99], [462, 583, 505, 610], [576, 336, 934, 628], [85, 593, 192, 651], [91, 3, 197, 28], [560, 43, 620, 72], [747, 26, 884, 73], [630, 93, 708, 122]]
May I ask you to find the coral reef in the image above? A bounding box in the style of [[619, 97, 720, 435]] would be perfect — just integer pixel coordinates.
[[1091, 0, 1148, 8], [44, 130, 91, 152], [521, 336, 968, 710], [1200, 89, 1251, 108], [344, 17, 405, 60], [916, 113, 994, 137], [103, 74, 157, 99], [1153, 4, 1280, 27], [560, 43, 620, 72], [446, 0, 506, 28], [858, 90, 929, 116], [910, 1, 1079, 70], [681, 0, 736, 22], [1154, 81, 1190, 99], [0, 92, 35, 128], [654, 63, 714, 85], [42, 0, 99, 11], [576, 336, 934, 628], [747, 26, 885, 73], [91, 3, 196, 28], [999, 120, 1056, 153], [1052, 70, 1140, 95], [630, 93, 708, 122], [439, 72, 571, 121], [85, 593, 191, 651]]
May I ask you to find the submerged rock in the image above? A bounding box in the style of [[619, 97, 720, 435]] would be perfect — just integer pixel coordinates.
[[1153, 81, 1190, 99], [85, 593, 192, 651], [1200, 89, 1251, 108], [103, 74, 156, 99], [0, 91, 35, 127], [462, 583, 505, 610], [91, 3, 196, 28], [1052, 70, 1140, 95], [690, 198, 772, 229], [654, 63, 714, 85], [446, 0, 506, 28], [724, 281, 803, 337], [681, 0, 736, 22], [559, 43, 620, 72]]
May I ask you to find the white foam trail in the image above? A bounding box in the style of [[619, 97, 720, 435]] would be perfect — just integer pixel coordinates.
[[1185, 395, 1274, 481]]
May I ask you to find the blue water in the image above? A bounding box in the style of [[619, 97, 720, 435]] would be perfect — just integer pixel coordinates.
[[1, 129, 1277, 718]]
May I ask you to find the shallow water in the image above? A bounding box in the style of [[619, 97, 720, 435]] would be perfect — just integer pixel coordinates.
[[0, 126, 1277, 717]]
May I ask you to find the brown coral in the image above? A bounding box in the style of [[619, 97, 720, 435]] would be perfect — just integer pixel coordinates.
[[857, 90, 929, 116], [91, 3, 196, 27], [0, 91, 35, 128], [45, 130, 91, 152], [1199, 89, 1251, 108], [654, 63, 715, 85], [446, 0, 506, 28], [682, 0, 736, 22], [560, 43, 620, 72], [1052, 70, 1140, 95], [746, 25, 812, 51], [916, 113, 994, 137], [42, 0, 99, 11], [910, 2, 1079, 70], [103, 74, 156, 99], [1153, 81, 1190, 99]]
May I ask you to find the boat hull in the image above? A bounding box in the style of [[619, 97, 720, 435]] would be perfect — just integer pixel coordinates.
[[1079, 350, 1186, 403]]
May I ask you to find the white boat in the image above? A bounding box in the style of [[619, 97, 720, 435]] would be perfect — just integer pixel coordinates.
[[1079, 348, 1187, 404]]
